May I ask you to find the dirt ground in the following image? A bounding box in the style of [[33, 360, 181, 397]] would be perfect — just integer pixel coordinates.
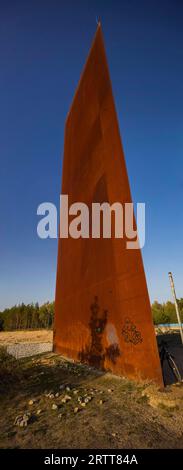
[[0, 343, 183, 449], [0, 330, 53, 346]]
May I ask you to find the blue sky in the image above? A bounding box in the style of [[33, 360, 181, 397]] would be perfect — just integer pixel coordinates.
[[0, 0, 183, 310]]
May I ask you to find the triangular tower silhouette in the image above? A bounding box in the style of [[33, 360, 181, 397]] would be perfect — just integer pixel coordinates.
[[54, 25, 163, 386]]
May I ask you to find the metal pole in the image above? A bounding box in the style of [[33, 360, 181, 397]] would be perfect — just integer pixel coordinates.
[[168, 272, 183, 344]]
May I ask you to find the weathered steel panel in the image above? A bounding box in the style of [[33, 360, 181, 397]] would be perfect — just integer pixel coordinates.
[[54, 25, 163, 386]]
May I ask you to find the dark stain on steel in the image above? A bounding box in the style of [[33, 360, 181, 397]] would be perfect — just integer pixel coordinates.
[[78, 296, 120, 368], [121, 318, 143, 345]]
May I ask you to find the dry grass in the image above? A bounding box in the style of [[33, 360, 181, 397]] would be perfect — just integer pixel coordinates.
[[0, 350, 183, 449], [0, 329, 53, 346]]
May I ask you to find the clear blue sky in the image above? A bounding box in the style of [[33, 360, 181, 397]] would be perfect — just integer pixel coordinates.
[[0, 0, 183, 310]]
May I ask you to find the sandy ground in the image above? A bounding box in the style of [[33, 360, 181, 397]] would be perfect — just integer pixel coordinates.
[[0, 330, 53, 346]]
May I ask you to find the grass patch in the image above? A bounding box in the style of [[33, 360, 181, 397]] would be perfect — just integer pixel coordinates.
[[0, 347, 23, 392], [1, 352, 183, 449]]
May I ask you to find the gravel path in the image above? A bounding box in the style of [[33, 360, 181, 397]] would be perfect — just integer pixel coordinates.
[[6, 342, 53, 359]]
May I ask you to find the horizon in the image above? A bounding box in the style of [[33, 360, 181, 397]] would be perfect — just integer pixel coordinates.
[[0, 296, 183, 312]]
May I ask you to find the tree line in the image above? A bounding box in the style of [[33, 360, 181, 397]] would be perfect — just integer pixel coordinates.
[[0, 302, 54, 331], [0, 299, 183, 332], [152, 299, 183, 325]]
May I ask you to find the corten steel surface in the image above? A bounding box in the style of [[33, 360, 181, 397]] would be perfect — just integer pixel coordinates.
[[54, 25, 163, 386]]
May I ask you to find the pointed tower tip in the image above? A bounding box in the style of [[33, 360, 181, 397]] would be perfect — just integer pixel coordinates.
[[96, 16, 101, 27]]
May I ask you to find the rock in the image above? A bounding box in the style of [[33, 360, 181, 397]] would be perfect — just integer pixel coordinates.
[[28, 400, 34, 406], [74, 407, 79, 413], [84, 398, 89, 404], [36, 409, 42, 415], [14, 415, 22, 425], [65, 395, 72, 401], [99, 400, 103, 405], [61, 395, 71, 403], [73, 390, 79, 395], [81, 402, 86, 407], [59, 385, 65, 391], [49, 394, 54, 399], [19, 420, 27, 427], [66, 386, 70, 392], [14, 412, 31, 427], [111, 432, 116, 437], [55, 393, 59, 398], [52, 404, 58, 410], [23, 412, 31, 419], [108, 389, 113, 393]]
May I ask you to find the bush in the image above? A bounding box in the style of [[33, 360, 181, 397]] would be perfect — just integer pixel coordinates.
[[152, 299, 183, 325]]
